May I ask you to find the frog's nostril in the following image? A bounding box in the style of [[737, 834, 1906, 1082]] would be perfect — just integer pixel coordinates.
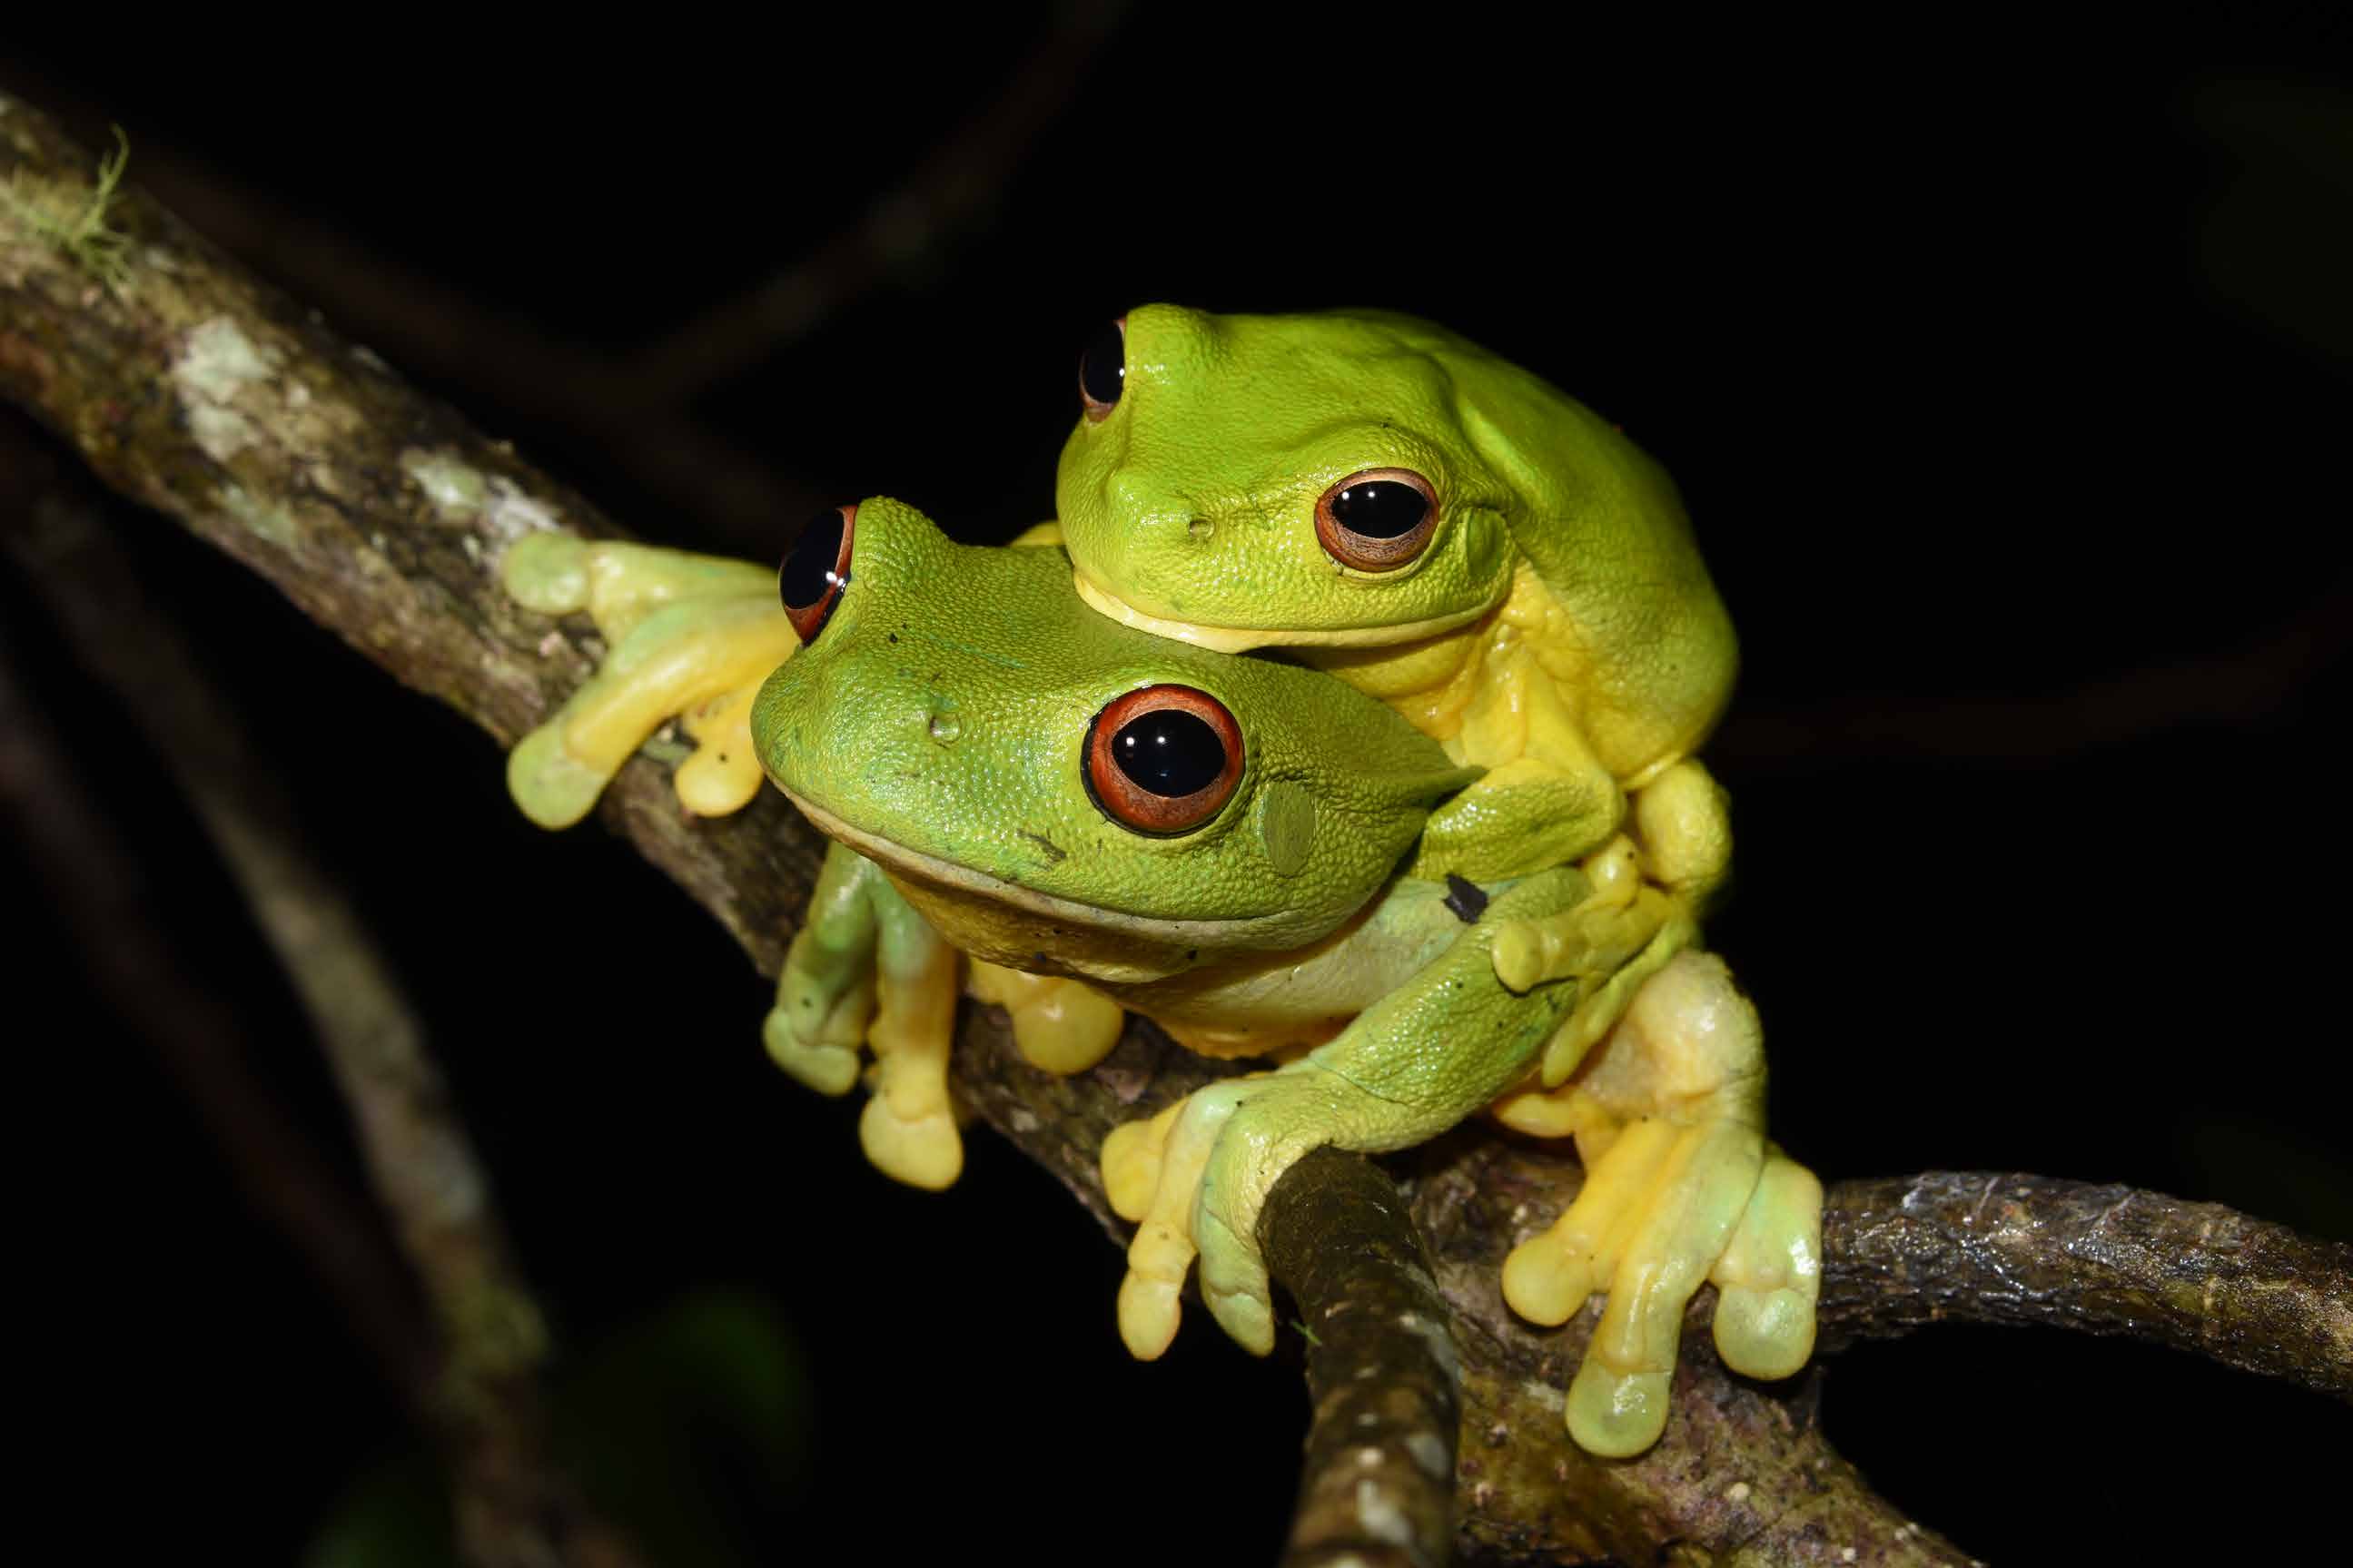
[[1187, 518, 1215, 541]]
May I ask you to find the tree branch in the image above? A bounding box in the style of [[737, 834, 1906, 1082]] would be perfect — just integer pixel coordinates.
[[1261, 1147, 1463, 1568], [5, 97, 2342, 1566]]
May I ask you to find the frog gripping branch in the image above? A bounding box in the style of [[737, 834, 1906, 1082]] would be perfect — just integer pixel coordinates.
[[496, 307, 1822, 1459]]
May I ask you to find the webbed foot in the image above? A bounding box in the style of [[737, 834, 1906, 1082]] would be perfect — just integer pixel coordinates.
[[1498, 952, 1821, 1456], [503, 536, 796, 827]]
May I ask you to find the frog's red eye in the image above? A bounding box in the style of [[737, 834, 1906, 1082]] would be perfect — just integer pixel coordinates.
[[779, 504, 855, 643], [1315, 468, 1438, 571], [1078, 317, 1127, 420], [1084, 685, 1242, 835]]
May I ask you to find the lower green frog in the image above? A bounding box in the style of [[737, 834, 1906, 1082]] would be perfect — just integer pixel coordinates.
[[501, 501, 1819, 1457]]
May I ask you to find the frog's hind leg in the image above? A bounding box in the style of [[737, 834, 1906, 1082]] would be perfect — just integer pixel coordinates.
[[503, 537, 797, 828], [1500, 951, 1820, 1457]]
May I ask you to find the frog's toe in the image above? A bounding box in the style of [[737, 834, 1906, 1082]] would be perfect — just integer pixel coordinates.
[[766, 938, 876, 1098], [857, 1092, 963, 1191], [1566, 1361, 1674, 1459], [1102, 1100, 1182, 1223], [1195, 1205, 1277, 1356], [507, 715, 616, 830], [761, 1008, 862, 1097], [501, 534, 592, 615], [1116, 1260, 1185, 1361], [1709, 1149, 1823, 1381], [673, 683, 767, 817], [1499, 1235, 1599, 1327]]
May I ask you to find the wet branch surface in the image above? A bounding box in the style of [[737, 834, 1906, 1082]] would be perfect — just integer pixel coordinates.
[[5, 99, 2346, 1566]]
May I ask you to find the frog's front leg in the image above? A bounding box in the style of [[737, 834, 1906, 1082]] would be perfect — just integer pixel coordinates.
[[1498, 952, 1822, 1456], [1114, 869, 1588, 1361], [764, 842, 964, 1189], [503, 536, 797, 827]]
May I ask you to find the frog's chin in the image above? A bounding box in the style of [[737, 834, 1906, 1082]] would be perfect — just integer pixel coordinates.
[[1071, 568, 1491, 653], [780, 789, 1287, 949]]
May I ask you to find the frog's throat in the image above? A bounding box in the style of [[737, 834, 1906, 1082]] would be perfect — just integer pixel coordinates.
[[781, 790, 1294, 944], [1072, 567, 1491, 654]]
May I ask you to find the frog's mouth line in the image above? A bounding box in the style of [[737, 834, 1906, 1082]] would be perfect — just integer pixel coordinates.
[[1072, 569, 1492, 654], [781, 789, 1291, 944]]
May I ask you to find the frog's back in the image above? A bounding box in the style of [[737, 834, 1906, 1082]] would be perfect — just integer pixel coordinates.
[[1345, 311, 1737, 783]]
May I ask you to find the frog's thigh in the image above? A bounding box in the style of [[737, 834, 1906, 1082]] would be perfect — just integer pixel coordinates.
[[966, 961, 1125, 1076], [1708, 1145, 1823, 1381], [856, 883, 964, 1190], [765, 843, 882, 1097]]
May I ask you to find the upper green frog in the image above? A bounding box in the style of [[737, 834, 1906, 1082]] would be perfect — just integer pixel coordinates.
[[1056, 305, 1733, 784], [1056, 307, 1741, 1064]]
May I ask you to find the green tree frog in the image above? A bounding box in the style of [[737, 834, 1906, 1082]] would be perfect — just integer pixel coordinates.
[[501, 498, 1819, 1456], [1056, 305, 1740, 1078]]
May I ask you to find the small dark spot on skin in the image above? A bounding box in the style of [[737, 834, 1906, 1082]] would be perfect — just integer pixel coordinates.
[[1443, 873, 1489, 922], [1188, 950, 1198, 962], [1019, 831, 1067, 864], [887, 633, 898, 644]]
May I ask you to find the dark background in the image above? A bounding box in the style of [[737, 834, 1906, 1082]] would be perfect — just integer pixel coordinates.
[[5, 8, 2348, 1563]]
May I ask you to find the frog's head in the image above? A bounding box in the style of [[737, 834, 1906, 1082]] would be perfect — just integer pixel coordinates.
[[1055, 305, 1735, 777], [752, 498, 1480, 984]]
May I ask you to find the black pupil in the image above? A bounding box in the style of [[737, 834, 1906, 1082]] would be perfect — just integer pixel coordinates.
[[780, 509, 846, 610], [1112, 708, 1224, 798], [1080, 321, 1124, 407], [1330, 479, 1429, 539]]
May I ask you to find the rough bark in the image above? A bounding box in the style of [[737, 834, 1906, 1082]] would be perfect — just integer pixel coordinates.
[[5, 96, 2345, 1566]]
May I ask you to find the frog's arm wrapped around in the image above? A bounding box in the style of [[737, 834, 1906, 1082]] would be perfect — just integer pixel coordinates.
[[1056, 304, 1742, 1074], [499, 498, 1821, 1456]]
